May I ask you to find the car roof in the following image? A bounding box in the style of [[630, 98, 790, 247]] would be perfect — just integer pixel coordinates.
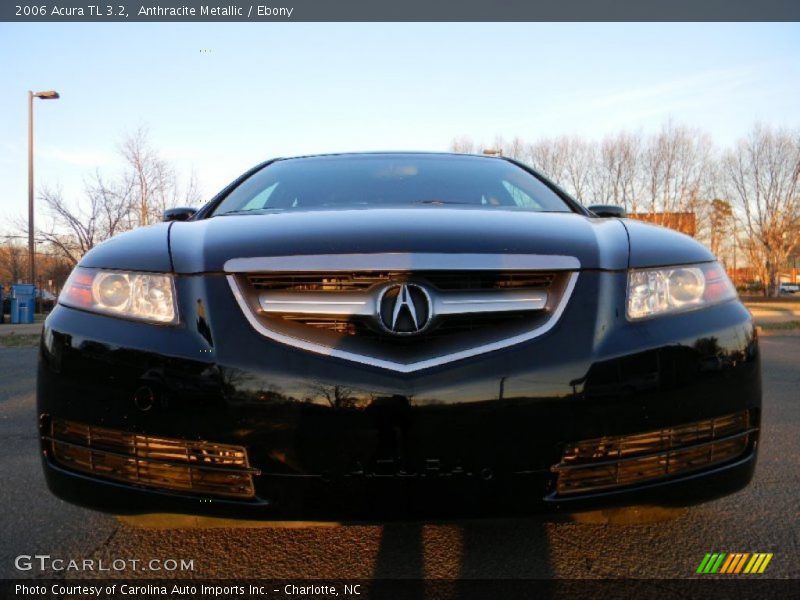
[[272, 151, 506, 163]]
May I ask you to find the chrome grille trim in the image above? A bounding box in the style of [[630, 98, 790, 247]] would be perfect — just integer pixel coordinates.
[[257, 288, 548, 317], [259, 292, 371, 315], [436, 290, 548, 314], [227, 254, 579, 373], [225, 253, 580, 273]]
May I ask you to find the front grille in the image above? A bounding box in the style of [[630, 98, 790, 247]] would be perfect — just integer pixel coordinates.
[[227, 253, 579, 372], [245, 270, 563, 339], [553, 411, 754, 496], [47, 418, 257, 499]]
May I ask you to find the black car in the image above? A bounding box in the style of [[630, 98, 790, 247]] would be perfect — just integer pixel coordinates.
[[38, 153, 760, 519]]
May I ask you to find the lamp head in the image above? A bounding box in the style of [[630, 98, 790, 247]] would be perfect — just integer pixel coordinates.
[[33, 90, 60, 100]]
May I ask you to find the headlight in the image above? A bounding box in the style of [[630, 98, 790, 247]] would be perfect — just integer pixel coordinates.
[[627, 262, 736, 320], [60, 267, 178, 324]]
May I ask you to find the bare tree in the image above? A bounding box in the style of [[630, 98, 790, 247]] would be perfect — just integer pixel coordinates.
[[0, 240, 28, 284], [724, 125, 800, 296], [526, 136, 570, 185], [640, 121, 715, 227], [456, 124, 714, 237], [560, 136, 598, 202], [120, 127, 201, 226], [505, 136, 526, 161], [34, 128, 201, 264], [307, 383, 358, 409], [37, 254, 73, 294], [449, 135, 476, 154], [512, 136, 598, 202], [120, 127, 169, 226], [36, 182, 115, 266], [595, 131, 642, 212], [709, 198, 734, 262], [447, 122, 800, 290]]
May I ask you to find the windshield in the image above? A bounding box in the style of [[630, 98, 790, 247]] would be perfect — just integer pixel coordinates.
[[212, 154, 573, 215]]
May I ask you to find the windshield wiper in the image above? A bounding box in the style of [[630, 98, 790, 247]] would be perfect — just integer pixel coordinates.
[[216, 207, 283, 216], [412, 199, 475, 206]]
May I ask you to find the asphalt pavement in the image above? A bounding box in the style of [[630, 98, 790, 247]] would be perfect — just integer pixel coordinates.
[[1, 339, 798, 580]]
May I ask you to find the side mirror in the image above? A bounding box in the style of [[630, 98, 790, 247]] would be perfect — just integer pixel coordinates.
[[163, 207, 197, 222], [588, 204, 627, 218]]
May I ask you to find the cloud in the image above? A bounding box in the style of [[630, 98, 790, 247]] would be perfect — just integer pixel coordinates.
[[588, 65, 760, 113]]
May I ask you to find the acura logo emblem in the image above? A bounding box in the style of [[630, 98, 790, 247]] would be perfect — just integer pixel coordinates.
[[377, 283, 433, 335]]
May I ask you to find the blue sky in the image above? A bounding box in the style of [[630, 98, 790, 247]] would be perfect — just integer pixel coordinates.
[[1, 22, 798, 224]]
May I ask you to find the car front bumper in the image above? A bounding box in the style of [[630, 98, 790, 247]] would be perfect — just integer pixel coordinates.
[[37, 272, 761, 519]]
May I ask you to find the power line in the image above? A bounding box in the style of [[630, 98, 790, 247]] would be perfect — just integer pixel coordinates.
[[1, 234, 55, 243]]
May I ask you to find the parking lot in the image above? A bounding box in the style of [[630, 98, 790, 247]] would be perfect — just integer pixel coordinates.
[[0, 337, 798, 580]]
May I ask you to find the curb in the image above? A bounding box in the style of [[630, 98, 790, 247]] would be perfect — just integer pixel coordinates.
[[0, 329, 43, 337], [757, 326, 800, 337]]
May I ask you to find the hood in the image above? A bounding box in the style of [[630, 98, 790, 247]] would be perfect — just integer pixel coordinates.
[[168, 208, 629, 273]]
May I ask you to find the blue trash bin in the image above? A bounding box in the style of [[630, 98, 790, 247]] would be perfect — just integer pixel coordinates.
[[9, 296, 20, 324], [0, 284, 4, 324], [10, 284, 36, 324]]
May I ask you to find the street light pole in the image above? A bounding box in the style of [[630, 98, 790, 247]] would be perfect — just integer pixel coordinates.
[[27, 91, 34, 286], [27, 89, 59, 293]]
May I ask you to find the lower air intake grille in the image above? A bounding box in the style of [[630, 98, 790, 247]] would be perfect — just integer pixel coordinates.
[[553, 411, 754, 496], [47, 418, 257, 499]]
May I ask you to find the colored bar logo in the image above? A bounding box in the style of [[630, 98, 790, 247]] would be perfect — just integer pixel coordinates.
[[696, 553, 773, 574]]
